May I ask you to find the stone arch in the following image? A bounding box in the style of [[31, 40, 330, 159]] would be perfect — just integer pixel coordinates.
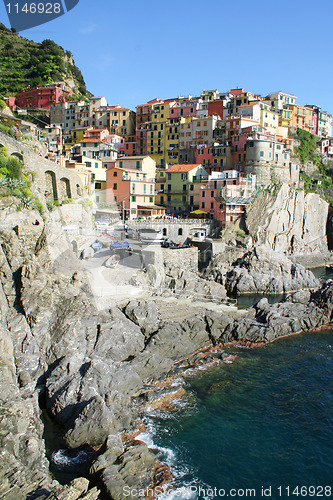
[[71, 240, 78, 255], [60, 177, 71, 200], [45, 170, 58, 201], [11, 151, 24, 162]]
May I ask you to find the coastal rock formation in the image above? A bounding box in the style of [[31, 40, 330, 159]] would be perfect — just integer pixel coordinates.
[[245, 183, 329, 254], [1, 209, 332, 498], [224, 245, 319, 294], [218, 280, 333, 344]]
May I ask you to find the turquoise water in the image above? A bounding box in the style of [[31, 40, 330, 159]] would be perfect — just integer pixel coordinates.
[[143, 330, 333, 499]]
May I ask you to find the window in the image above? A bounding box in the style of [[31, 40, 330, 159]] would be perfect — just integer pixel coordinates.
[[168, 173, 171, 180], [149, 197, 153, 202], [181, 173, 188, 180], [132, 183, 135, 193], [113, 171, 117, 176], [95, 163, 98, 168], [119, 161, 123, 168], [144, 184, 146, 194], [150, 185, 153, 194], [131, 196, 136, 202], [113, 183, 117, 190], [211, 191, 214, 197], [95, 182, 102, 190], [190, 185, 194, 191], [202, 191, 205, 198], [136, 160, 140, 169], [182, 195, 186, 202], [201, 202, 205, 209], [260, 151, 264, 157], [210, 202, 214, 209]]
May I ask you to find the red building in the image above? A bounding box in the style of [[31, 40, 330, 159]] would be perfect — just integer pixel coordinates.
[[15, 83, 73, 109], [119, 135, 137, 156]]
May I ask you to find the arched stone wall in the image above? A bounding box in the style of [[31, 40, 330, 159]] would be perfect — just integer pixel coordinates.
[[45, 170, 58, 201], [11, 152, 24, 162], [60, 177, 71, 200]]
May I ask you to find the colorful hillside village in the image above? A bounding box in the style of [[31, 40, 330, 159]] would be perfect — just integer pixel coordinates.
[[3, 85, 333, 223]]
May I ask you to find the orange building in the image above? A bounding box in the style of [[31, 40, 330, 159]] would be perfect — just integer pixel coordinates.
[[105, 156, 164, 219], [289, 105, 316, 134]]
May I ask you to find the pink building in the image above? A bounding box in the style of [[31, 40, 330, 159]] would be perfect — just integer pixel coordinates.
[[196, 144, 232, 174], [15, 83, 73, 109], [169, 98, 198, 119], [83, 128, 111, 142], [199, 170, 256, 224], [119, 135, 137, 156]]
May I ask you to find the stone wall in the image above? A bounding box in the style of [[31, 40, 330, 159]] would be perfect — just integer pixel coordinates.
[[0, 132, 85, 205]]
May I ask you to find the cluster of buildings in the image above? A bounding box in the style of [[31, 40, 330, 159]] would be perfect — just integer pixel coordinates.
[[5, 84, 333, 223]]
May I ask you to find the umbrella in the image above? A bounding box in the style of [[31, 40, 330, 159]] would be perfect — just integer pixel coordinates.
[[190, 209, 208, 215]]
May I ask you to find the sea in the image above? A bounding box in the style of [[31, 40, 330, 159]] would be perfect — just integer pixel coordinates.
[[138, 330, 333, 499]]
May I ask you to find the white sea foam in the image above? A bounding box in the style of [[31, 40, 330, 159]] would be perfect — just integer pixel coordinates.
[[137, 421, 176, 464], [51, 449, 88, 468], [137, 419, 213, 499]]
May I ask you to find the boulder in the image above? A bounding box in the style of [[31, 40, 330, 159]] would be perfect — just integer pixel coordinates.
[[225, 245, 319, 295]]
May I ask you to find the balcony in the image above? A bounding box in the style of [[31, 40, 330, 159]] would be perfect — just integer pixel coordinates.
[[192, 175, 208, 183]]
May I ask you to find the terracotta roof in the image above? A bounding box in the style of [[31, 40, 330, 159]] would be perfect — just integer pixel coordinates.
[[80, 138, 105, 143], [167, 164, 202, 173]]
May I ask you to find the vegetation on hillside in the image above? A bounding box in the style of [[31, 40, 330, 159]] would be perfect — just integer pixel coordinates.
[[0, 145, 44, 213], [0, 24, 88, 98], [294, 128, 333, 204]]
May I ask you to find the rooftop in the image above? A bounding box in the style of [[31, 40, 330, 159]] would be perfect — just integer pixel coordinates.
[[167, 164, 202, 173]]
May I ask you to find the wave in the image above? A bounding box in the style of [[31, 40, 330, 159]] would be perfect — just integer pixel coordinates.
[[50, 448, 91, 472], [137, 419, 212, 499]]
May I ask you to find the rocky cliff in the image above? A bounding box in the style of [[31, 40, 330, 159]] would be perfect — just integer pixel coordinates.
[[245, 183, 329, 254], [1, 210, 333, 498]]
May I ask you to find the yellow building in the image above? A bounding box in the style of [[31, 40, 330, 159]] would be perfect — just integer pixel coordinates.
[[279, 108, 293, 128], [260, 104, 279, 134], [147, 101, 169, 168], [94, 105, 135, 138], [165, 163, 208, 214]]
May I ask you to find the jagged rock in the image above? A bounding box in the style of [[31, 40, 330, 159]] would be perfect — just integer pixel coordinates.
[[94, 307, 145, 361], [225, 245, 319, 294], [245, 184, 329, 254], [102, 444, 157, 500], [65, 395, 119, 448], [219, 281, 333, 345], [46, 477, 100, 500], [204, 311, 233, 343], [89, 434, 124, 475], [123, 300, 160, 336]]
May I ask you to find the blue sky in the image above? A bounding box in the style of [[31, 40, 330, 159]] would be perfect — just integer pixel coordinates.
[[1, 0, 333, 113]]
